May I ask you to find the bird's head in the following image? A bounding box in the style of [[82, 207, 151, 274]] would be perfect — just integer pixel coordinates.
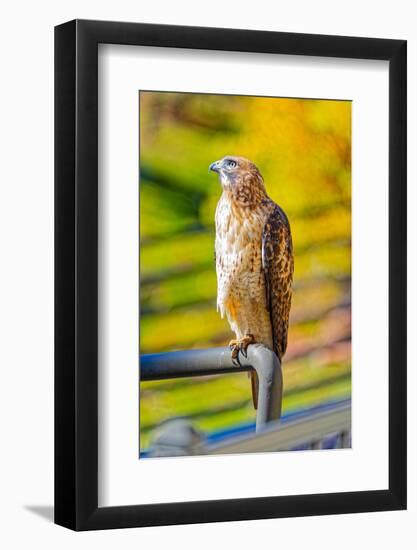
[[209, 155, 267, 207]]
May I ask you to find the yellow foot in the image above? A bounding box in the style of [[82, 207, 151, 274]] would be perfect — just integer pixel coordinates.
[[229, 334, 255, 364]]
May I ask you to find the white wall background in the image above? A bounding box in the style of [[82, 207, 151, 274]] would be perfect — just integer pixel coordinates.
[[0, 1, 414, 548]]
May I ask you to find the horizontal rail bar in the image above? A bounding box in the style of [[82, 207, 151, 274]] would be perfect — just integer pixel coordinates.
[[140, 347, 251, 380], [140, 345, 282, 431]]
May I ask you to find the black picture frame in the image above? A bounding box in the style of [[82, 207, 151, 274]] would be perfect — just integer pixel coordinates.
[[55, 19, 407, 531]]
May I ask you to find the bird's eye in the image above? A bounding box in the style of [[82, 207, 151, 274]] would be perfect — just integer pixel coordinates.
[[227, 160, 237, 168]]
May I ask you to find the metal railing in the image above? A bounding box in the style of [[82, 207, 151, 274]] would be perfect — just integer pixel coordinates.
[[206, 400, 351, 454], [140, 344, 282, 431]]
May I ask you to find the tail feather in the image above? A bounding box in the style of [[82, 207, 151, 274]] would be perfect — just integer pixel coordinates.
[[250, 370, 259, 410]]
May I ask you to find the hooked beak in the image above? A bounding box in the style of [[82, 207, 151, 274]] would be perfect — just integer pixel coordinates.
[[209, 160, 221, 173]]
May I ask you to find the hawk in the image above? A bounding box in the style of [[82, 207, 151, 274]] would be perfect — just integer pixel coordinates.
[[209, 156, 294, 409]]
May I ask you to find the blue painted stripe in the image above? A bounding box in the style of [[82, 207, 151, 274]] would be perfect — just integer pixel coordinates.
[[206, 398, 351, 443]]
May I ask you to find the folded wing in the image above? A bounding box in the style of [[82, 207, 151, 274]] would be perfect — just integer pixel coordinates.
[[261, 204, 294, 361]]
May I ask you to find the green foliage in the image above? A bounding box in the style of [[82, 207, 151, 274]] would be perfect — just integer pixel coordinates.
[[139, 92, 352, 450]]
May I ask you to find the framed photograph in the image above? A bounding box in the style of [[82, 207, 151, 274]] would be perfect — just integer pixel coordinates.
[[55, 19, 406, 530]]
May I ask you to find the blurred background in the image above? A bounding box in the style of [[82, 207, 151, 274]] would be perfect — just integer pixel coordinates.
[[139, 92, 351, 453]]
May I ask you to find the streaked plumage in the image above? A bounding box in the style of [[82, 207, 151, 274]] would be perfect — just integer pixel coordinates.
[[210, 156, 293, 408]]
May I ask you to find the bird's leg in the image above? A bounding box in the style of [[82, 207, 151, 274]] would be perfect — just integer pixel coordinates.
[[229, 334, 255, 364]]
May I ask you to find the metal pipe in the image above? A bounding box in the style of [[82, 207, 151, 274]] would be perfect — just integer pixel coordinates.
[[140, 344, 282, 431]]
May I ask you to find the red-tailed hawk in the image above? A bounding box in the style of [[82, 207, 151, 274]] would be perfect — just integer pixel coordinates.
[[210, 156, 294, 409]]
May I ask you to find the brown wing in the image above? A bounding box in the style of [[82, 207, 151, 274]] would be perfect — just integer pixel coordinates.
[[262, 204, 294, 361]]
